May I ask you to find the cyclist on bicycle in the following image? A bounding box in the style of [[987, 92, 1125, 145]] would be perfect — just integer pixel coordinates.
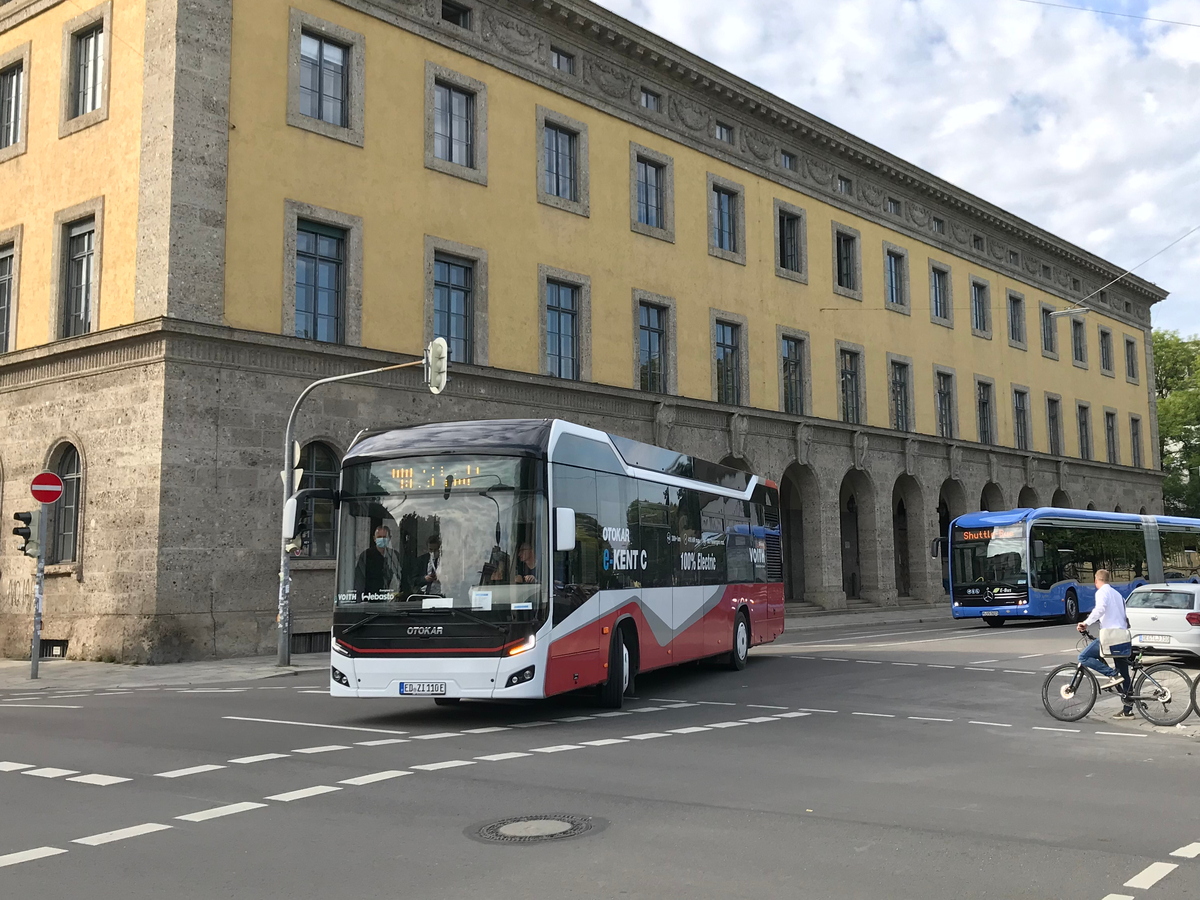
[[1077, 569, 1135, 719]]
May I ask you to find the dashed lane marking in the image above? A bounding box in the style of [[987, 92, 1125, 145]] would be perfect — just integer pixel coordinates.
[[293, 745, 350, 754], [1004, 670, 1037, 675], [462, 726, 510, 733], [969, 659, 999, 665], [410, 733, 459, 741], [852, 712, 895, 718], [73, 823, 172, 846], [892, 662, 919, 667], [649, 697, 688, 702], [355, 739, 409, 747], [706, 721, 748, 729], [1170, 843, 1200, 859], [1100, 894, 1134, 900], [969, 721, 1012, 728], [229, 753, 290, 764], [746, 704, 788, 710], [475, 752, 532, 761], [0, 761, 33, 771], [66, 774, 132, 786], [593, 711, 631, 718], [964, 667, 996, 672], [693, 701, 737, 706], [741, 717, 780, 723], [777, 712, 812, 718], [928, 665, 955, 669], [338, 771, 411, 786], [630, 707, 666, 713], [1, 704, 82, 709], [797, 708, 837, 714], [95, 691, 135, 696], [626, 732, 671, 740], [909, 717, 953, 722], [223, 716, 408, 736], [822, 658, 850, 662], [23, 767, 79, 779], [155, 765, 226, 778], [410, 760, 475, 771], [554, 715, 594, 722], [1032, 726, 1080, 733], [0, 847, 68, 868], [1018, 654, 1044, 659], [856, 660, 883, 664], [266, 785, 341, 802], [530, 744, 584, 753], [1096, 732, 1148, 738], [668, 726, 712, 734], [1124, 862, 1178, 890], [510, 721, 554, 728], [176, 802, 267, 823], [580, 739, 628, 746]]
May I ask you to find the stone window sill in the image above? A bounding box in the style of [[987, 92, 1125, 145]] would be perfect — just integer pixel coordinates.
[[290, 558, 336, 571]]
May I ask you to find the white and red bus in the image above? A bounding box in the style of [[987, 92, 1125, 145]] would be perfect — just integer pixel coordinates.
[[329, 419, 784, 708]]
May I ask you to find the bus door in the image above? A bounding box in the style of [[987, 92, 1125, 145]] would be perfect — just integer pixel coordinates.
[[548, 464, 601, 691]]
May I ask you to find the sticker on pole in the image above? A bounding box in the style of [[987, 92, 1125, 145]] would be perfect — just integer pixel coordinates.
[[31, 472, 64, 505]]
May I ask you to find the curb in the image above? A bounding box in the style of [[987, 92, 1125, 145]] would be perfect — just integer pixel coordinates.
[[781, 607, 951, 633]]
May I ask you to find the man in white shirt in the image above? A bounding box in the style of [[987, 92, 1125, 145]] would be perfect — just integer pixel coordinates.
[[1077, 568, 1134, 719]]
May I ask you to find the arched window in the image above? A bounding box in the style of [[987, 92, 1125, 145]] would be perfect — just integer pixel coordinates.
[[297, 442, 338, 558], [49, 444, 82, 564]]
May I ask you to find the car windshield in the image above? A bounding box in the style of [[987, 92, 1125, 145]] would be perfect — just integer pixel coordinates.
[[335, 455, 548, 623], [1127, 590, 1196, 611], [951, 524, 1027, 588]]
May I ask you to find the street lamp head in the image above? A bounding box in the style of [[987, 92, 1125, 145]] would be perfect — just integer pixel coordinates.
[[1048, 306, 1092, 319]]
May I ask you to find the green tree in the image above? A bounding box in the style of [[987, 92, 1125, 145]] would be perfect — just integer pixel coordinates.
[[1154, 330, 1200, 516]]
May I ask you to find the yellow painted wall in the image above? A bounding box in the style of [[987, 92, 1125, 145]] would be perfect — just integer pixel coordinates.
[[0, 0, 145, 348], [223, 0, 1151, 466]]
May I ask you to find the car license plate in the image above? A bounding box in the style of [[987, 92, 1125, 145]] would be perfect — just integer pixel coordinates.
[[981, 611, 999, 617], [399, 682, 447, 696], [1136, 634, 1170, 644]]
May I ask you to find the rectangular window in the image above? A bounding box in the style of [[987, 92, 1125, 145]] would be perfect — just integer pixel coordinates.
[[639, 89, 660, 111], [781, 151, 797, 171], [932, 217, 945, 234], [299, 32, 347, 127], [1014, 390, 1030, 451], [441, 1, 470, 27], [1105, 411, 1118, 463], [1042, 306, 1056, 353], [1042, 264, 1052, 279], [1077, 405, 1092, 460], [837, 176, 852, 195], [936, 372, 954, 438], [972, 234, 984, 251], [0, 63, 21, 149], [971, 282, 989, 332], [61, 220, 95, 338], [433, 82, 473, 167], [715, 122, 733, 143], [1131, 417, 1142, 467], [835, 233, 857, 290], [778, 211, 801, 273], [782, 337, 804, 415], [887, 197, 901, 216], [636, 158, 664, 229], [1048, 398, 1062, 456], [1125, 337, 1139, 380], [0, 243, 12, 351], [885, 251, 905, 307], [891, 361, 910, 431], [544, 124, 577, 201], [295, 222, 344, 344], [546, 281, 578, 380], [976, 382, 994, 444], [1008, 250, 1020, 266], [638, 302, 666, 393], [711, 187, 737, 252], [73, 25, 104, 118], [1099, 328, 1114, 372], [1072, 319, 1086, 363], [433, 254, 473, 363], [1072, 277, 1081, 291], [1008, 294, 1025, 344], [931, 267, 949, 320], [840, 349, 861, 425], [715, 321, 740, 405], [550, 48, 574, 73]]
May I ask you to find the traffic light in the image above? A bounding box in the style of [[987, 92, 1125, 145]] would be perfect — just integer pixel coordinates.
[[425, 337, 449, 395], [12, 510, 41, 558]]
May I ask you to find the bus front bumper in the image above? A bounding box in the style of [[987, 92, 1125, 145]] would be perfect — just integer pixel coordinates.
[[951, 604, 1036, 619], [329, 643, 549, 699]]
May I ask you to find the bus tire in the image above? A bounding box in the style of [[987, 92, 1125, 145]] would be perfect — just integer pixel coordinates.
[[727, 612, 750, 671], [600, 628, 631, 709], [983, 617, 1006, 628], [433, 697, 460, 706], [1063, 590, 1080, 624]]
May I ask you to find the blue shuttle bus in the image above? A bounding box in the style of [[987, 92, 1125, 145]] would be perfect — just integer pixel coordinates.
[[944, 508, 1200, 625]]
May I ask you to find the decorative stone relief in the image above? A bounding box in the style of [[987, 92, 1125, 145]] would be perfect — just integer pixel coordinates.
[[988, 453, 1000, 485], [1023, 256, 1042, 277], [795, 422, 813, 466], [668, 94, 710, 133], [949, 444, 962, 481], [584, 57, 633, 99], [729, 412, 749, 459], [908, 202, 933, 228], [1024, 454, 1035, 485], [740, 125, 774, 161], [853, 431, 869, 470], [858, 181, 886, 210], [905, 438, 917, 477], [1057, 459, 1067, 487], [483, 12, 543, 57], [989, 242, 1007, 262], [950, 221, 971, 245], [653, 400, 676, 447], [804, 154, 836, 187]]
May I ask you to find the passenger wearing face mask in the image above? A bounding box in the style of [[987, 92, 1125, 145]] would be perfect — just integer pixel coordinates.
[[353, 525, 405, 597]]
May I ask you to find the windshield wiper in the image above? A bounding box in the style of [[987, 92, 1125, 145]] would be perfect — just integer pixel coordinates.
[[409, 599, 508, 633], [339, 608, 418, 636]]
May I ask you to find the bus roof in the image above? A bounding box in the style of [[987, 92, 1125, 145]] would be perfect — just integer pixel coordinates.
[[952, 507, 1200, 530]]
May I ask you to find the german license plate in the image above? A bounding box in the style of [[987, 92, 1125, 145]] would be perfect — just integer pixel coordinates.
[[1137, 634, 1170, 644], [399, 682, 446, 696], [981, 611, 1000, 617]]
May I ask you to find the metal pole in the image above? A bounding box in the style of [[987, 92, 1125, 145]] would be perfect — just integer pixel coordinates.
[[278, 358, 426, 666], [30, 503, 46, 680]]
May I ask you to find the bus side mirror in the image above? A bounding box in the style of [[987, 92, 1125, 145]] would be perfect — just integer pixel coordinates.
[[930, 537, 946, 559], [555, 507, 576, 553], [1033, 540, 1045, 560]]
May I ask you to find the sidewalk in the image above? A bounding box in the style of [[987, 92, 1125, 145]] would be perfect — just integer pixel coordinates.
[[0, 653, 328, 692], [782, 604, 951, 633]]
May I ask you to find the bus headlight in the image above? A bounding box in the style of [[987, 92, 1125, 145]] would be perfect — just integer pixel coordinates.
[[331, 666, 350, 687], [332, 640, 351, 657], [506, 666, 535, 687], [507, 634, 536, 656]]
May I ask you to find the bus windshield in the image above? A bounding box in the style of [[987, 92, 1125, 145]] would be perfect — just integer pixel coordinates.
[[336, 455, 547, 624], [952, 524, 1027, 588]]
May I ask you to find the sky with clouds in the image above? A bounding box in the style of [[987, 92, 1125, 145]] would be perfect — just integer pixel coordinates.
[[594, 0, 1200, 336]]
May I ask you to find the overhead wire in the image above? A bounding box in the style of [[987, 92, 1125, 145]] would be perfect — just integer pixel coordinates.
[[1006, 0, 1200, 29]]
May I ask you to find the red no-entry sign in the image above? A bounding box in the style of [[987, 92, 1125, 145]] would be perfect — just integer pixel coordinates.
[[30, 472, 64, 505]]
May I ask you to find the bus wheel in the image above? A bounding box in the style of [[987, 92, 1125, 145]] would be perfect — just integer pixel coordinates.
[[599, 629, 630, 709], [433, 697, 461, 706], [727, 613, 750, 671], [1063, 590, 1080, 624], [983, 617, 1006, 628]]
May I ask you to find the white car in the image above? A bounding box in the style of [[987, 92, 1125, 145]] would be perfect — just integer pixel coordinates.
[[1127, 584, 1200, 660]]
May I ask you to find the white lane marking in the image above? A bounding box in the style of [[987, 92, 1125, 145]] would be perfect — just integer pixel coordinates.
[[965, 667, 996, 672], [50, 693, 89, 698], [741, 717, 780, 723], [0, 761, 34, 772], [410, 733, 459, 741], [257, 687, 289, 690], [629, 707, 665, 713], [856, 660, 883, 665], [796, 708, 837, 714], [554, 716, 594, 722], [182, 689, 248, 693], [775, 625, 964, 647], [293, 745, 350, 754], [928, 665, 956, 669], [746, 704, 788, 710], [266, 785, 341, 802], [1169, 842, 1200, 859], [969, 721, 1012, 728], [852, 712, 895, 719], [662, 703, 699, 709], [176, 802, 268, 822], [1004, 670, 1036, 675], [1096, 731, 1147, 738], [510, 721, 554, 728], [2, 696, 42, 701], [909, 717, 953, 722], [530, 744, 584, 753], [669, 726, 712, 734], [625, 732, 671, 740], [1100, 895, 1134, 900], [892, 662, 919, 667], [73, 823, 172, 846], [462, 726, 510, 733], [23, 767, 80, 779], [95, 691, 135, 696], [0, 847, 68, 868], [1018, 654, 1044, 659], [355, 739, 410, 747], [777, 712, 812, 719], [1033, 726, 1080, 733], [155, 764, 226, 778], [969, 659, 999, 665], [822, 657, 850, 662], [338, 771, 411, 786], [67, 774, 131, 786], [223, 716, 408, 736], [694, 701, 737, 706], [229, 753, 290, 764], [593, 711, 631, 718], [707, 721, 748, 728], [1124, 862, 1178, 889], [1, 704, 82, 709], [475, 752, 532, 761], [649, 697, 688, 702], [580, 739, 628, 746], [410, 760, 475, 771]]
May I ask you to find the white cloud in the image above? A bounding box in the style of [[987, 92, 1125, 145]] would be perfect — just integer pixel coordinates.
[[595, 0, 1200, 335]]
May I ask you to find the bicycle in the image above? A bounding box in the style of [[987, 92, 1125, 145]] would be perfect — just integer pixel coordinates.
[[1041, 630, 1194, 726]]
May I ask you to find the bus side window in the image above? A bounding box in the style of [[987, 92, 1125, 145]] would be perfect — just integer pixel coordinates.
[[638, 481, 675, 590], [1030, 525, 1060, 590], [596, 472, 635, 591], [674, 488, 701, 588], [1161, 530, 1200, 581], [552, 464, 599, 626], [698, 493, 728, 586]]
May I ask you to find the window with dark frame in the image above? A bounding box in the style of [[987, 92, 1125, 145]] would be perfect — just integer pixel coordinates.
[[0, 63, 21, 149], [639, 89, 660, 111], [299, 32, 347, 128], [550, 48, 574, 73], [1077, 405, 1092, 460], [976, 381, 994, 444], [715, 122, 733, 143], [1014, 390, 1030, 451], [1071, 277, 1081, 291], [887, 197, 901, 216], [936, 372, 954, 438], [970, 282, 989, 332], [432, 254, 473, 364], [636, 158, 664, 229], [890, 361, 910, 431], [546, 281, 578, 380], [837, 176, 852, 195], [711, 187, 737, 252], [1125, 337, 1138, 379], [544, 123, 577, 201], [1105, 411, 1118, 464], [1042, 264, 1052, 279], [62, 219, 95, 338], [1042, 306, 1056, 353], [638, 302, 666, 393], [715, 321, 740, 405], [931, 267, 949, 320], [441, 1, 470, 28], [1100, 329, 1114, 371], [1008, 294, 1025, 344], [972, 234, 984, 252], [295, 221, 344, 344], [49, 445, 81, 564], [0, 243, 12, 351], [1072, 319, 1086, 362], [1131, 418, 1142, 467], [433, 81, 473, 167], [932, 217, 945, 234], [72, 24, 104, 118], [885, 251, 905, 307], [1048, 398, 1062, 455], [781, 337, 804, 415], [1008, 250, 1020, 265], [781, 151, 797, 171], [839, 349, 861, 425], [778, 210, 801, 273], [835, 232, 857, 291], [296, 442, 339, 559]]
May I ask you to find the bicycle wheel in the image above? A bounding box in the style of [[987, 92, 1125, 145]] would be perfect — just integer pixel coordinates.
[[1133, 664, 1194, 727], [1042, 664, 1098, 722]]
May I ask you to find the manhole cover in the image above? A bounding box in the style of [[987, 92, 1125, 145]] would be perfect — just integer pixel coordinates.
[[475, 814, 598, 844]]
